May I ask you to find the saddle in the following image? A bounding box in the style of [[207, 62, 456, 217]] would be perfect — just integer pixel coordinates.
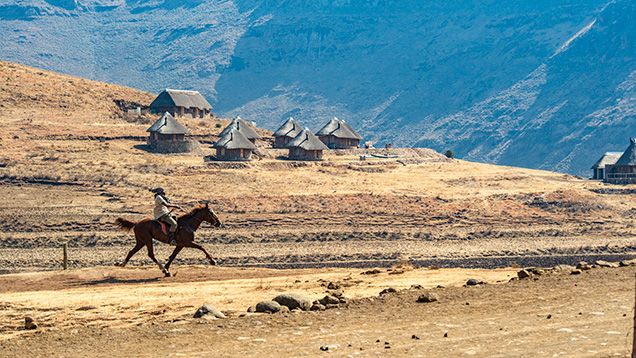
[[152, 219, 177, 236]]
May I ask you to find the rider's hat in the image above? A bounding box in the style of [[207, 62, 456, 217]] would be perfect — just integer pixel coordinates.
[[150, 187, 165, 194]]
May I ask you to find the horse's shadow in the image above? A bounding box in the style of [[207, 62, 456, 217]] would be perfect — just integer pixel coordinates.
[[78, 277, 162, 286]]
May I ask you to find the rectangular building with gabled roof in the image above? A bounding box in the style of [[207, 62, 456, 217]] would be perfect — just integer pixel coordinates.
[[149, 89, 213, 119]]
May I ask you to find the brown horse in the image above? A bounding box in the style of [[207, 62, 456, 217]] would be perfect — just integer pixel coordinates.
[[115, 203, 221, 277]]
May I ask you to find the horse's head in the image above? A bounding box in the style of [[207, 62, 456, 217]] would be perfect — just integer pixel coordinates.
[[200, 203, 221, 227]]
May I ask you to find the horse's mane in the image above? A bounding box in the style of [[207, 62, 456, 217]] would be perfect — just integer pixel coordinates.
[[178, 205, 207, 220]]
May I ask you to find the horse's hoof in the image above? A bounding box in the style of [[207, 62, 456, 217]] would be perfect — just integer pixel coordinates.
[[210, 260, 217, 266], [114, 263, 124, 267], [164, 272, 172, 277]]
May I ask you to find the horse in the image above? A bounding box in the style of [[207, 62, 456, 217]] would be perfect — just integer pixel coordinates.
[[114, 203, 221, 277]]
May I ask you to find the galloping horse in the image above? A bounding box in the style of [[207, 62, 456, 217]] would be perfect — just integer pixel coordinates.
[[115, 203, 221, 277]]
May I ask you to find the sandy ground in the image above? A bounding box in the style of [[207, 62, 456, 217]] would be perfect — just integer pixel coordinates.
[[0, 264, 634, 357]]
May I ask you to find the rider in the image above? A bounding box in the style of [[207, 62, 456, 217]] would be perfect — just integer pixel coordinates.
[[150, 187, 182, 245]]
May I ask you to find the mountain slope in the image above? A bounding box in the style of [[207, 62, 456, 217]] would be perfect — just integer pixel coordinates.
[[1, 0, 632, 175]]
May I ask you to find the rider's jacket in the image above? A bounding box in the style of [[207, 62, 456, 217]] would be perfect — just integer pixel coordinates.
[[154, 194, 171, 219]]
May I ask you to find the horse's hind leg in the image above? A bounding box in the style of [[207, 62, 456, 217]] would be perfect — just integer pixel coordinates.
[[116, 240, 144, 267], [146, 243, 171, 277]]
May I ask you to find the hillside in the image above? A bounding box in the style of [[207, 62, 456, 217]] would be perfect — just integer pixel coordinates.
[[2, 0, 634, 175]]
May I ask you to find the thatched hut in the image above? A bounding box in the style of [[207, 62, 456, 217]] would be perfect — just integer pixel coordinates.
[[287, 129, 329, 160], [591, 152, 621, 180], [146, 112, 198, 153], [316, 117, 362, 149], [272, 117, 303, 148], [218, 117, 262, 144], [213, 128, 256, 161], [605, 138, 636, 184], [149, 89, 213, 119]]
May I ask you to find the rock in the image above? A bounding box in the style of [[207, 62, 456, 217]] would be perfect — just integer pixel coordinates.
[[620, 259, 636, 266], [417, 292, 439, 303], [529, 268, 546, 276], [517, 269, 531, 279], [466, 278, 482, 286], [319, 295, 341, 305], [247, 306, 256, 313], [256, 300, 282, 313], [339, 298, 347, 304], [552, 264, 575, 272], [361, 269, 381, 275], [328, 289, 344, 298], [379, 287, 397, 295], [327, 282, 340, 290], [310, 303, 326, 311], [193, 304, 226, 319], [571, 269, 582, 275], [595, 260, 619, 268], [273, 293, 312, 311], [24, 317, 37, 330], [325, 304, 340, 309], [576, 262, 591, 270]]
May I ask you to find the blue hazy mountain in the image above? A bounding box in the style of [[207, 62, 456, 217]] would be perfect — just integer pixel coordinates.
[[1, 0, 633, 175]]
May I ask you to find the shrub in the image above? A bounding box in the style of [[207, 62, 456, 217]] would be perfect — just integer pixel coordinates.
[[444, 149, 454, 159], [215, 123, 222, 128]]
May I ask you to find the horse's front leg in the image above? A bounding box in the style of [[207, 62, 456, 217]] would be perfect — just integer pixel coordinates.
[[165, 246, 184, 271], [187, 241, 217, 266]]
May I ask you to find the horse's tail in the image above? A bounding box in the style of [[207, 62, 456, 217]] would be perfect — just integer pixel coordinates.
[[115, 218, 136, 232]]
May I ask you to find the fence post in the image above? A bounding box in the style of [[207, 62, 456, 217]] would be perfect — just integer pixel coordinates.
[[63, 243, 68, 270]]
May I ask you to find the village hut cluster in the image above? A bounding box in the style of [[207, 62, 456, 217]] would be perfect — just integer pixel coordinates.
[[591, 138, 636, 184], [143, 89, 363, 161]]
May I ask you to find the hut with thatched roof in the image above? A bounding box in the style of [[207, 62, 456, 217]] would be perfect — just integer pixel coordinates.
[[591, 152, 621, 180], [213, 128, 256, 161], [146, 112, 199, 153], [287, 129, 329, 160], [218, 117, 262, 144], [316, 117, 362, 149], [605, 139, 636, 184], [149, 89, 213, 119], [273, 117, 303, 148]]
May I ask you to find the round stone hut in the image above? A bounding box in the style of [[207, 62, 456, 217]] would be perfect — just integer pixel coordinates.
[[287, 128, 329, 160], [146, 112, 199, 153], [218, 117, 262, 144], [273, 117, 303, 148], [213, 128, 256, 161], [316, 117, 362, 149]]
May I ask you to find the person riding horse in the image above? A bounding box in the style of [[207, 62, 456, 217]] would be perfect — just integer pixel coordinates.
[[150, 187, 181, 245]]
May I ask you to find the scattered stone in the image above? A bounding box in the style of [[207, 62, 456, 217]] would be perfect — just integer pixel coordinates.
[[319, 295, 341, 305], [412, 335, 420, 340], [361, 269, 381, 275], [327, 282, 340, 290], [310, 303, 326, 311], [571, 269, 582, 275], [411, 284, 423, 289], [547, 314, 552, 319], [417, 292, 439, 303], [444, 332, 448, 337], [552, 264, 575, 272], [256, 300, 282, 314], [339, 298, 347, 304], [328, 289, 344, 298], [273, 293, 312, 311], [320, 346, 328, 351], [517, 269, 531, 280], [576, 262, 591, 270], [620, 259, 636, 267], [529, 268, 546, 276], [247, 306, 256, 313], [428, 265, 440, 270], [379, 287, 397, 295], [466, 278, 482, 286], [595, 260, 619, 268], [325, 304, 340, 310], [24, 317, 37, 330], [193, 305, 226, 319]]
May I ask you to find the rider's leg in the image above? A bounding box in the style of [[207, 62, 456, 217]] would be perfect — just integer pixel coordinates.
[[165, 215, 178, 245]]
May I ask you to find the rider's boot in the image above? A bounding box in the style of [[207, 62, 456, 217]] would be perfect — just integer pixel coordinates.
[[168, 231, 177, 246]]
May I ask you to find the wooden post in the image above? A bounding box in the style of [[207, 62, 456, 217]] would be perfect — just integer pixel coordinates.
[[63, 243, 68, 270]]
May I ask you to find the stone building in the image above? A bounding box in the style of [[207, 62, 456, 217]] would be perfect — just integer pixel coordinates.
[[272, 117, 303, 148], [146, 112, 198, 153], [287, 129, 329, 160], [591, 152, 621, 180], [213, 128, 256, 161], [605, 138, 636, 184], [218, 117, 262, 144], [149, 89, 213, 119], [316, 117, 362, 149]]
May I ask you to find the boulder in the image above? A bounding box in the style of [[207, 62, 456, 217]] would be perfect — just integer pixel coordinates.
[[552, 264, 575, 272], [256, 300, 282, 314], [379, 287, 397, 295], [620, 259, 636, 267], [595, 260, 619, 268], [310, 303, 326, 311], [576, 262, 591, 270], [571, 269, 582, 275], [24, 317, 37, 330], [466, 278, 482, 286], [273, 294, 312, 311], [328, 289, 344, 298], [417, 292, 439, 303], [194, 304, 226, 319], [319, 295, 341, 305], [517, 269, 531, 279], [327, 282, 340, 290]]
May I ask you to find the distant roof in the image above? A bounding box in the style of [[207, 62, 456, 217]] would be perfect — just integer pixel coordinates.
[[273, 117, 303, 138], [287, 129, 329, 150], [146, 112, 191, 135], [316, 117, 362, 140], [591, 152, 622, 169], [213, 128, 256, 150], [149, 89, 213, 110], [219, 118, 262, 140], [614, 138, 636, 166]]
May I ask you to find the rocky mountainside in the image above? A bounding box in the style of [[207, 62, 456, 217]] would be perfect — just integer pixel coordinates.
[[1, 0, 633, 175]]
